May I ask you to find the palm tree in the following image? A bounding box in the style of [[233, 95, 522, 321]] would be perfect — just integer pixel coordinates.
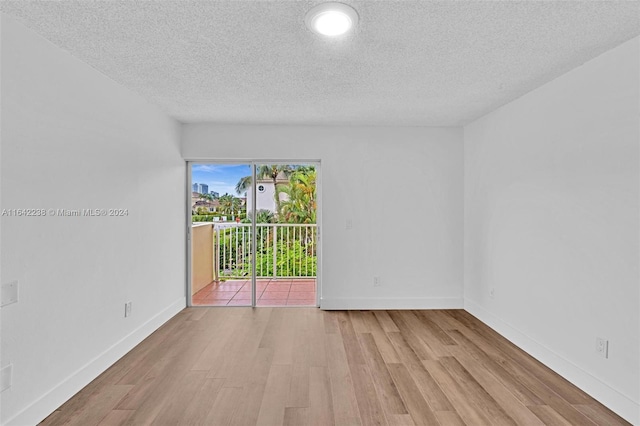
[[235, 176, 252, 195], [231, 197, 242, 218], [199, 192, 214, 202], [279, 168, 316, 224], [218, 194, 234, 215], [218, 194, 244, 220], [244, 209, 275, 224], [256, 209, 275, 224]]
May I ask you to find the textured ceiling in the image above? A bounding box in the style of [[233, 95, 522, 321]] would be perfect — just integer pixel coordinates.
[[1, 1, 639, 126]]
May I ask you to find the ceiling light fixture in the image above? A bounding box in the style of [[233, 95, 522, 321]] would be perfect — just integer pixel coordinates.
[[305, 2, 358, 37]]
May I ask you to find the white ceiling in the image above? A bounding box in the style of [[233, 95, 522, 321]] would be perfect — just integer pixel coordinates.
[[1, 1, 639, 126]]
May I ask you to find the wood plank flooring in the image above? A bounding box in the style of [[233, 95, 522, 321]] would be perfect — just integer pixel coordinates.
[[40, 308, 629, 426]]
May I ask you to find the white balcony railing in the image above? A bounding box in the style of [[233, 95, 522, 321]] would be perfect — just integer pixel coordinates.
[[214, 223, 317, 279]]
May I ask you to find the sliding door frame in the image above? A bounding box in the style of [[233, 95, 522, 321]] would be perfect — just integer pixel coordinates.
[[186, 160, 321, 308]]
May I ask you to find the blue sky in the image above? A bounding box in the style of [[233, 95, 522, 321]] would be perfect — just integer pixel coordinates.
[[192, 164, 251, 196]]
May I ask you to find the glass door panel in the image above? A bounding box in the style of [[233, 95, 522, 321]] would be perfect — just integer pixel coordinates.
[[190, 163, 254, 306], [252, 163, 317, 306]]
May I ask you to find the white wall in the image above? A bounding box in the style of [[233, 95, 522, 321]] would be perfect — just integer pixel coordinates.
[[183, 125, 464, 310], [0, 14, 4, 425], [464, 37, 639, 424], [0, 14, 186, 425]]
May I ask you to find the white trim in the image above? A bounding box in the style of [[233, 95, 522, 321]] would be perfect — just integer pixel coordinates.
[[464, 298, 639, 425], [320, 297, 463, 310], [314, 161, 322, 308], [251, 163, 257, 306], [5, 297, 186, 426], [186, 162, 193, 307]]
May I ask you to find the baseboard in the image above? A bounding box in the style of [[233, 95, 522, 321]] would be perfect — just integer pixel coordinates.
[[4, 297, 186, 426], [320, 297, 463, 310], [464, 298, 639, 425]]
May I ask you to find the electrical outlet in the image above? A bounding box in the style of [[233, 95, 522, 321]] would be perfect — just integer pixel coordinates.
[[346, 219, 353, 230], [596, 337, 608, 358], [124, 301, 132, 318], [1, 364, 13, 392], [373, 276, 381, 287], [489, 287, 495, 299], [1, 281, 19, 307]]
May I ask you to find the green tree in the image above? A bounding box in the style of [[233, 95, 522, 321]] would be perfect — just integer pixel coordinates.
[[243, 209, 276, 224], [235, 176, 252, 195], [231, 197, 242, 217], [218, 194, 234, 215], [199, 192, 214, 202], [279, 168, 316, 224], [218, 193, 244, 219]]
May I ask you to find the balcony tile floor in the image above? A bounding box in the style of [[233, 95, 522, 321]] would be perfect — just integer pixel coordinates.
[[192, 279, 316, 306]]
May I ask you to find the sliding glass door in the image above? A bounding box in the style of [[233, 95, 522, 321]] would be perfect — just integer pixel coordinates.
[[188, 162, 319, 307]]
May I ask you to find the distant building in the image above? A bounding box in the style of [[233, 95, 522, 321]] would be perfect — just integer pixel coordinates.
[[209, 190, 219, 198], [246, 173, 288, 214], [192, 183, 199, 193], [191, 192, 220, 214], [198, 183, 208, 194], [192, 200, 219, 214]]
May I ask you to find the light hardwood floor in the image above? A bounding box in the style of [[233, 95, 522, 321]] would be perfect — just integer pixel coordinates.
[[40, 308, 629, 425]]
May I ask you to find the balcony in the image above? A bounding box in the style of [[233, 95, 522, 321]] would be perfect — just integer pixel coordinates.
[[191, 223, 317, 306]]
